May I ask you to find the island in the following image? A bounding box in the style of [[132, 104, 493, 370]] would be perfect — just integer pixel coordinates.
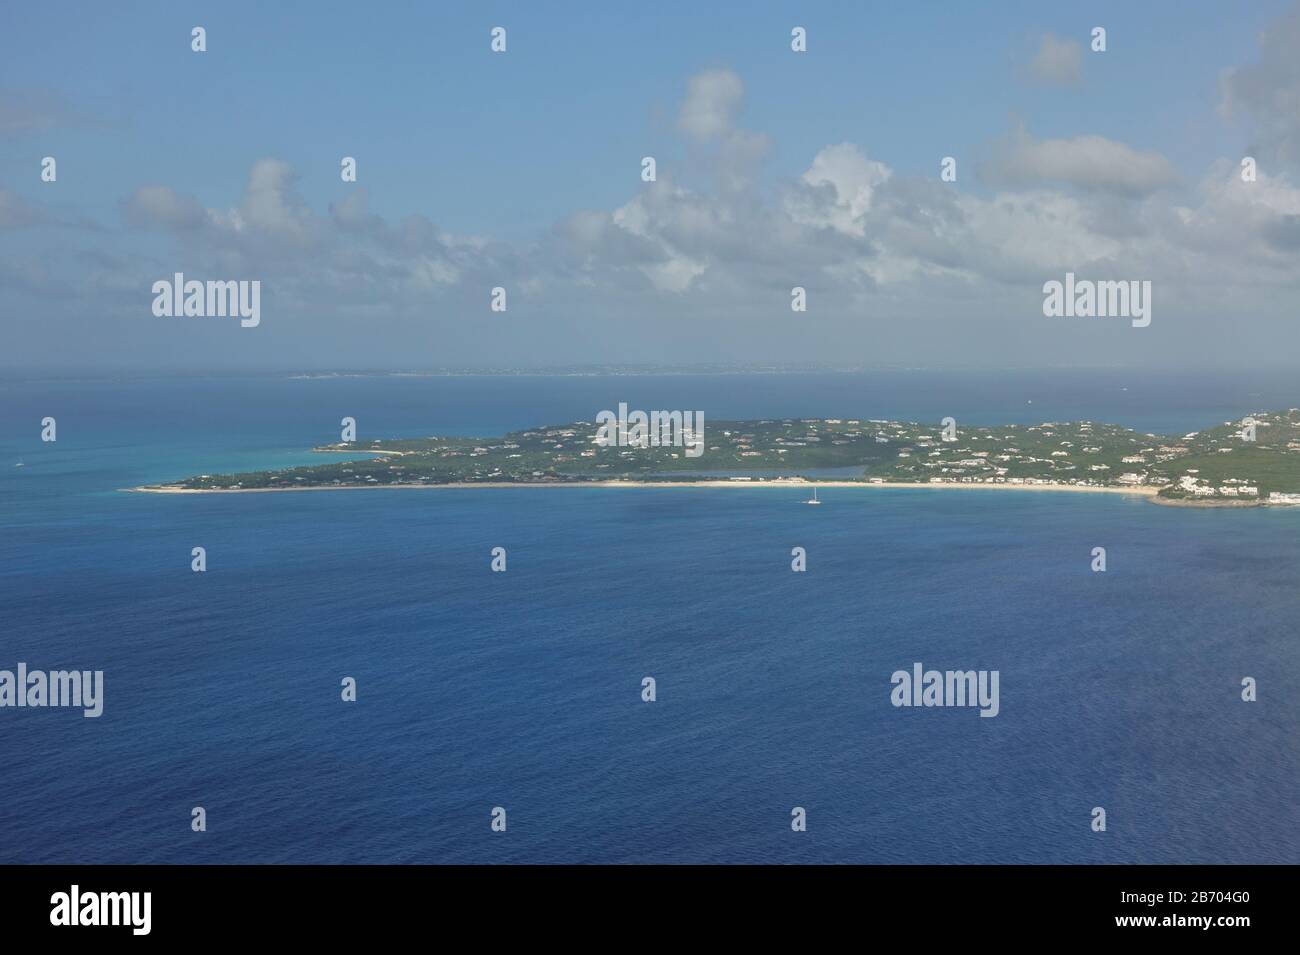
[[132, 409, 1300, 507]]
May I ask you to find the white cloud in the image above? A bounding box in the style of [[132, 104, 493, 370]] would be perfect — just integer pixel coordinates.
[[678, 70, 745, 140], [982, 126, 1178, 197], [787, 143, 892, 237], [1028, 33, 1083, 86], [1219, 4, 1300, 168], [213, 159, 320, 247], [123, 185, 208, 230], [676, 68, 770, 191], [20, 64, 1298, 370]]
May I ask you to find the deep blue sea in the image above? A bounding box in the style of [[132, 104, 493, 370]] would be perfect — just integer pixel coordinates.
[[1, 370, 1298, 864]]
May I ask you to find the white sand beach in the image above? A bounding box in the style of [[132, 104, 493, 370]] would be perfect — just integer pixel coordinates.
[[127, 479, 1162, 497]]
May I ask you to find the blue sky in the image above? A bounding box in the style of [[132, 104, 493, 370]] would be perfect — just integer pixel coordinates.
[[2, 1, 1299, 371]]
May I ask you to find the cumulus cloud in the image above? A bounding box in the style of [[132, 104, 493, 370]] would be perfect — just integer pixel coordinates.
[[1219, 4, 1300, 168], [329, 187, 382, 233], [787, 143, 893, 237], [13, 63, 1300, 370], [981, 126, 1178, 197], [122, 185, 208, 230], [117, 154, 492, 313], [223, 159, 318, 245], [1027, 33, 1083, 86], [678, 70, 745, 140], [676, 68, 770, 191], [123, 160, 322, 248], [105, 68, 1299, 311]]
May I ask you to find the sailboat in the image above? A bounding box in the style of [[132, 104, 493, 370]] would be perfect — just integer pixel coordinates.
[[804, 486, 821, 505], [13, 460, 24, 468]]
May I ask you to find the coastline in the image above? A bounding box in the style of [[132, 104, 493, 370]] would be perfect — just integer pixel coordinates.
[[1148, 495, 1262, 508], [126, 479, 1164, 498], [311, 447, 416, 456]]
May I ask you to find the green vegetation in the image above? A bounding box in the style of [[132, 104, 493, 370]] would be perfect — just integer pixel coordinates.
[[152, 409, 1300, 506]]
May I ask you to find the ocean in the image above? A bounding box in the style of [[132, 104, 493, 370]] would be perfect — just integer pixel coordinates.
[[1, 370, 1298, 863]]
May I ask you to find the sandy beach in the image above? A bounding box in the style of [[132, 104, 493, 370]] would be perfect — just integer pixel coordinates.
[[127, 479, 1163, 498], [311, 447, 417, 456]]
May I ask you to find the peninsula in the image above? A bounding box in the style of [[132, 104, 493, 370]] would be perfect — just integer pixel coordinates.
[[133, 409, 1300, 506]]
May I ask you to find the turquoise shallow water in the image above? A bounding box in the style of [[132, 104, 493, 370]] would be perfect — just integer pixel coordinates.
[[1, 372, 1298, 863]]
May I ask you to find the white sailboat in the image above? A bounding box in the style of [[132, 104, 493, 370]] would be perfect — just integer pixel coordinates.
[[804, 486, 821, 505]]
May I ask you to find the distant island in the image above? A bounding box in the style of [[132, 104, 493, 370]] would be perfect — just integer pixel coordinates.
[[283, 361, 875, 378], [132, 409, 1300, 507]]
